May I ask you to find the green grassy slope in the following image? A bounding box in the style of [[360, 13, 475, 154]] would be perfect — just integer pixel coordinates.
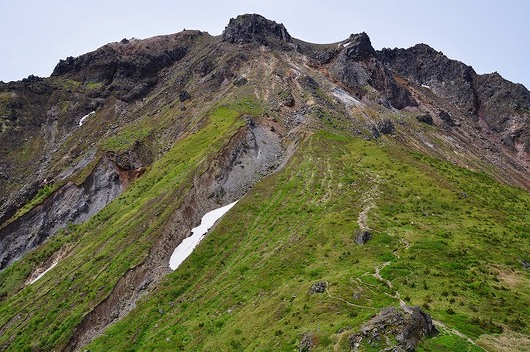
[[0, 102, 251, 351], [83, 131, 530, 351]]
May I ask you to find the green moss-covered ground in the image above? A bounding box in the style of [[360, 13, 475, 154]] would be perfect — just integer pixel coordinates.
[[81, 131, 530, 351], [0, 102, 249, 351]]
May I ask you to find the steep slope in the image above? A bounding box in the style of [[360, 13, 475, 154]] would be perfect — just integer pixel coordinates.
[[379, 44, 530, 174], [85, 131, 530, 352], [0, 13, 529, 352]]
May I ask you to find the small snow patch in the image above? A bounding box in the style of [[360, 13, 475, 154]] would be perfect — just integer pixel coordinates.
[[29, 261, 58, 284], [79, 111, 95, 126], [332, 88, 361, 107], [169, 201, 238, 270], [421, 84, 431, 89]]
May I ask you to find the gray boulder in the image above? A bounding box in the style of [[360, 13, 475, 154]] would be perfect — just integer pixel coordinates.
[[349, 306, 438, 351]]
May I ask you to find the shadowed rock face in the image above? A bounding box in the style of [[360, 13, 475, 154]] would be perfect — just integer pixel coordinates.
[[0, 158, 120, 270], [329, 33, 416, 109], [343, 33, 376, 60], [0, 154, 146, 270], [52, 31, 204, 102], [222, 14, 292, 46], [379, 44, 478, 114], [379, 44, 530, 156]]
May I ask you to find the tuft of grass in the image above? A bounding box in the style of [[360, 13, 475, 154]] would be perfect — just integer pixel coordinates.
[[100, 127, 152, 152]]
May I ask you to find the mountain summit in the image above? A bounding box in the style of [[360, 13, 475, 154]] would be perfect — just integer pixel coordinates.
[[222, 13, 292, 45], [0, 14, 529, 352]]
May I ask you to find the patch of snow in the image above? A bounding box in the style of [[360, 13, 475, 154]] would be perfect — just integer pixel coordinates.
[[421, 84, 431, 89], [169, 201, 238, 270], [332, 88, 361, 107], [342, 41, 352, 48], [29, 261, 58, 284], [79, 111, 95, 126]]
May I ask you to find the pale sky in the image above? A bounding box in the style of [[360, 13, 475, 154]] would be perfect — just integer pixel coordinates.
[[1, 0, 529, 89]]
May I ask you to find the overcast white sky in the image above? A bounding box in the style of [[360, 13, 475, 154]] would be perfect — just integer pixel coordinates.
[[1, 0, 529, 88]]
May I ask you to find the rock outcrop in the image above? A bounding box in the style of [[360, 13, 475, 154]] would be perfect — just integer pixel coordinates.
[[354, 230, 372, 245], [379, 44, 478, 114], [310, 281, 327, 294], [222, 14, 292, 47], [379, 44, 530, 157], [0, 155, 143, 270], [329, 33, 416, 110], [52, 31, 204, 101], [416, 113, 434, 125], [349, 306, 438, 351]]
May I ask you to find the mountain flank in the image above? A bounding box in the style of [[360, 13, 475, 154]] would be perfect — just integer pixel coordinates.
[[0, 14, 529, 352]]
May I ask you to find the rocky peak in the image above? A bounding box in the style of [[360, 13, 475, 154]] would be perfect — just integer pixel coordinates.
[[329, 31, 416, 110], [343, 32, 376, 60], [378, 43, 478, 114], [221, 14, 291, 46]]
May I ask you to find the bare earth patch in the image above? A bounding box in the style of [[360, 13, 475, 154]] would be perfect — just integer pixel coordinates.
[[477, 331, 530, 352], [491, 265, 524, 289]]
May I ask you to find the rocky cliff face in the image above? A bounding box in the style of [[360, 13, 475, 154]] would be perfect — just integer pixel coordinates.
[[379, 44, 478, 113], [379, 44, 530, 162], [329, 33, 416, 109], [0, 155, 144, 270]]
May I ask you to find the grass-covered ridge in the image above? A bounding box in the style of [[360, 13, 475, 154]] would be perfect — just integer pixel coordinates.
[[0, 102, 251, 351], [85, 131, 530, 351]]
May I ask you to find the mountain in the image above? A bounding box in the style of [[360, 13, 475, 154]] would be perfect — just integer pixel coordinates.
[[0, 14, 529, 351]]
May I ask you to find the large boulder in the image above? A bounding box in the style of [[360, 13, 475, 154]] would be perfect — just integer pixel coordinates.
[[350, 306, 438, 351]]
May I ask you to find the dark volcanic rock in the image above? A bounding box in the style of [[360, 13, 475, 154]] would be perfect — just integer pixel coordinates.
[[52, 31, 202, 101], [379, 44, 478, 115], [376, 118, 395, 134], [299, 332, 315, 352], [343, 33, 376, 60], [234, 77, 248, 86], [474, 73, 530, 154], [329, 33, 416, 110], [300, 75, 320, 90], [438, 110, 455, 127], [354, 230, 372, 245], [372, 118, 395, 138], [380, 44, 530, 158], [349, 306, 438, 351], [222, 14, 292, 47], [179, 90, 191, 102], [0, 157, 124, 270], [310, 281, 327, 294], [416, 113, 434, 125]]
